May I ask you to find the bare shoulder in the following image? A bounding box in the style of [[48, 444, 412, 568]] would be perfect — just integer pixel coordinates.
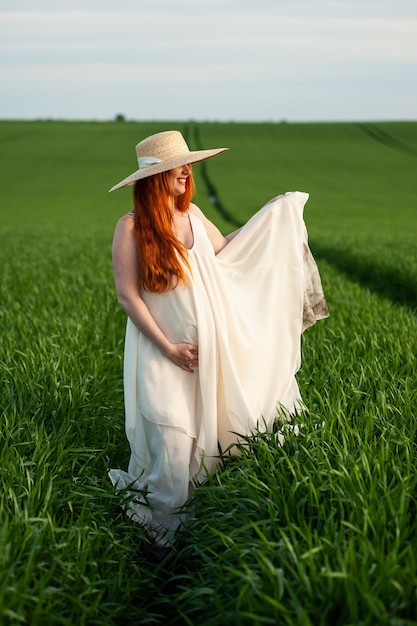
[[113, 212, 136, 250], [189, 203, 227, 253], [114, 212, 134, 233], [189, 202, 206, 221], [118, 211, 134, 225]]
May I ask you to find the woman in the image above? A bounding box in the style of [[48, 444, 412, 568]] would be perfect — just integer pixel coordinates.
[[108, 130, 328, 548]]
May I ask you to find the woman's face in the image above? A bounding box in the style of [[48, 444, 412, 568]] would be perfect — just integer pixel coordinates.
[[167, 164, 191, 197]]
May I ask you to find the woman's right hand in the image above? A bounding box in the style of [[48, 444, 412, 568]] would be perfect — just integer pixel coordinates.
[[165, 343, 199, 372]]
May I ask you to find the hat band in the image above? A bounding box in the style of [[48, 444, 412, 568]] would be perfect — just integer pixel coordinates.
[[138, 156, 163, 169]]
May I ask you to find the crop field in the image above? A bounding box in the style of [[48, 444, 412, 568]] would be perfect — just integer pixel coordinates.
[[0, 119, 416, 625]]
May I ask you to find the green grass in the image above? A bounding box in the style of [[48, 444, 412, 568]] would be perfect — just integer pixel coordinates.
[[1, 120, 416, 625]]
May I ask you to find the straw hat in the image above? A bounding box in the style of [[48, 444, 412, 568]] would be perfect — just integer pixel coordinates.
[[109, 130, 228, 192]]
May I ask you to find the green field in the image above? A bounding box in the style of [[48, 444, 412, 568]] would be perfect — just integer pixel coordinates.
[[1, 120, 416, 625]]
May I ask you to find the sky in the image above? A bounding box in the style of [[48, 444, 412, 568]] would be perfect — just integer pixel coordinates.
[[1, 0, 416, 122]]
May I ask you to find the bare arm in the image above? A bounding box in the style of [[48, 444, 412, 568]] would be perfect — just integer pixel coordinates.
[[112, 215, 198, 372], [189, 195, 286, 253], [224, 229, 242, 244], [189, 203, 242, 254]]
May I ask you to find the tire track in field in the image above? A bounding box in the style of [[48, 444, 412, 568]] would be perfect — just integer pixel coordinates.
[[310, 241, 417, 310], [357, 123, 417, 157], [186, 122, 243, 228], [188, 121, 416, 310]]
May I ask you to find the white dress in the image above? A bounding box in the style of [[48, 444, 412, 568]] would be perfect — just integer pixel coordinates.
[[109, 191, 328, 546]]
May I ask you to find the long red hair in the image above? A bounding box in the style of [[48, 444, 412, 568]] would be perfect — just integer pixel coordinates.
[[132, 167, 195, 293]]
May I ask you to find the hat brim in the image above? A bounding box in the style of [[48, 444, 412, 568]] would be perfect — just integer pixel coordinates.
[[108, 147, 228, 192]]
